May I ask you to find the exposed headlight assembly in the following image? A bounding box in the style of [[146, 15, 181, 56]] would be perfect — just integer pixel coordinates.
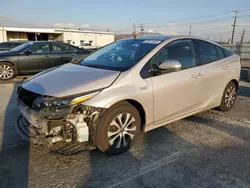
[[32, 91, 99, 111]]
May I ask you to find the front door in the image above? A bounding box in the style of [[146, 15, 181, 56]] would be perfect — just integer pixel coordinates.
[[19, 42, 50, 73], [150, 39, 203, 125]]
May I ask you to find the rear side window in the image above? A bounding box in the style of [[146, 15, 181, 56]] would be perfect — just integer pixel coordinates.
[[215, 46, 225, 60], [196, 40, 218, 64], [223, 48, 233, 57], [52, 43, 76, 52]]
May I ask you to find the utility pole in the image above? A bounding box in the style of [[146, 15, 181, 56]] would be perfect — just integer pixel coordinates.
[[231, 11, 238, 44], [207, 36, 209, 40], [220, 36, 222, 42], [140, 24, 144, 36], [1, 27, 4, 42], [189, 26, 192, 36], [213, 36, 216, 41], [240, 29, 245, 44], [133, 23, 136, 38]]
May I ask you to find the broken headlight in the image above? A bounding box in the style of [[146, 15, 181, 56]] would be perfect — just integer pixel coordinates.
[[32, 92, 100, 112]]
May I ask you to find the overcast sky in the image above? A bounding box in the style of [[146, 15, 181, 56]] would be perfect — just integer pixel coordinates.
[[0, 0, 250, 42]]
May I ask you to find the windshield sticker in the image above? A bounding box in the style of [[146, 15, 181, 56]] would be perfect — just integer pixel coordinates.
[[142, 40, 161, 44]]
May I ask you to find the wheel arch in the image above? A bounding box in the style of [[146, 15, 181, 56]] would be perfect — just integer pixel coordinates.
[[107, 99, 146, 131], [230, 79, 239, 92]]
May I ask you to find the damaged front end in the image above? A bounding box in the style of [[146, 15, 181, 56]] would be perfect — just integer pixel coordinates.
[[16, 86, 104, 152]]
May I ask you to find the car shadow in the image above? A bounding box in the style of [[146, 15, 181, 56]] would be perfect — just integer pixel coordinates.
[[0, 81, 30, 188], [186, 115, 250, 143], [79, 127, 191, 188], [80, 116, 250, 188]]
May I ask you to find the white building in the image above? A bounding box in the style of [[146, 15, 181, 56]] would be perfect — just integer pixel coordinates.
[[0, 27, 114, 49]]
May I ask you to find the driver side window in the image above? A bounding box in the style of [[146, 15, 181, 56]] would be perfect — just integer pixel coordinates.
[[150, 39, 197, 70]]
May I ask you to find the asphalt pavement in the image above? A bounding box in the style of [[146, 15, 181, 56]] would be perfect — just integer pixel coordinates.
[[0, 79, 250, 188]]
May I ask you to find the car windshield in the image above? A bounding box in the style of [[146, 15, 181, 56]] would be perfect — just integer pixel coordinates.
[[10, 42, 33, 52], [80, 39, 162, 71]]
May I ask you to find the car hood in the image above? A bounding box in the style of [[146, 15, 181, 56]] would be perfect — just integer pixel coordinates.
[[22, 63, 120, 97]]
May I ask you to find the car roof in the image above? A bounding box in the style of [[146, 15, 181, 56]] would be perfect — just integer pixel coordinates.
[[124, 34, 224, 47], [135, 35, 175, 41], [25, 41, 73, 45], [26, 41, 56, 43], [1, 41, 26, 44]]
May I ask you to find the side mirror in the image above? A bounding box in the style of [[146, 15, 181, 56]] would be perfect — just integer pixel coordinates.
[[159, 60, 182, 71], [24, 49, 32, 55]]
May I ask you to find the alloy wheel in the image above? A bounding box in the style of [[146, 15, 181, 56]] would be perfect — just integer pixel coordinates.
[[0, 64, 14, 80], [225, 85, 236, 108], [108, 113, 136, 148]]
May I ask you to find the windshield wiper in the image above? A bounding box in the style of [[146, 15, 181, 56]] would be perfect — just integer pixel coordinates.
[[83, 64, 112, 70]]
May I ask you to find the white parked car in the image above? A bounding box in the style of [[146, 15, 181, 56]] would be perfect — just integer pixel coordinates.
[[17, 35, 241, 155]]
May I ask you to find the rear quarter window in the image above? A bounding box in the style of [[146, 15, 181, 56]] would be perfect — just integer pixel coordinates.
[[196, 40, 218, 65], [215, 46, 225, 60], [222, 48, 233, 57]]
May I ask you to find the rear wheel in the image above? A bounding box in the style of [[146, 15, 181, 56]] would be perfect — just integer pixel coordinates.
[[219, 81, 237, 111], [0, 63, 16, 80], [95, 102, 141, 155]]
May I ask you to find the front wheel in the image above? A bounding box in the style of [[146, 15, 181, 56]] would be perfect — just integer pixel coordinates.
[[218, 81, 237, 111], [95, 102, 141, 155]]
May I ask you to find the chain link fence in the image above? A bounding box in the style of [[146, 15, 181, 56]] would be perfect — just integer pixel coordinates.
[[221, 44, 250, 60]]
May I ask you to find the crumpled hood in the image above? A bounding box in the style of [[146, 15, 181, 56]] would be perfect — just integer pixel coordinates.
[[22, 63, 120, 97]]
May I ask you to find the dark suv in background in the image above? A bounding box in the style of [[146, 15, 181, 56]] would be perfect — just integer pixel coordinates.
[[0, 41, 91, 80]]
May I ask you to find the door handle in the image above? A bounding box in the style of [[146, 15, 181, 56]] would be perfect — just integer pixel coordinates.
[[192, 72, 201, 79]]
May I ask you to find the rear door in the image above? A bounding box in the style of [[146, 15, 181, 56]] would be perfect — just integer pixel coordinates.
[[194, 40, 229, 107], [19, 42, 50, 73], [50, 43, 77, 67]]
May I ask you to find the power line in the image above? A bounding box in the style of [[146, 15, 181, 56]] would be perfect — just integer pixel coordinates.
[[141, 10, 234, 25], [237, 25, 250, 27], [191, 25, 230, 33], [196, 32, 231, 36], [142, 17, 232, 28], [238, 15, 250, 18], [141, 9, 250, 26]]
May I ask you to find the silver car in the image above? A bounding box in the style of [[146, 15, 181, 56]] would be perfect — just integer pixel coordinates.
[[17, 35, 240, 155]]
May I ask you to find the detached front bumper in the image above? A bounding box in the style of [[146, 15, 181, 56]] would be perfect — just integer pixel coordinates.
[[16, 115, 50, 145]]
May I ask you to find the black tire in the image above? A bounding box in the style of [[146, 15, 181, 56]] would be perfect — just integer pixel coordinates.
[[218, 81, 237, 111], [0, 62, 16, 80], [95, 102, 141, 155]]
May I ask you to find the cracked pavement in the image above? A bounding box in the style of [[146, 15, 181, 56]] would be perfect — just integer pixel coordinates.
[[0, 79, 250, 188]]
